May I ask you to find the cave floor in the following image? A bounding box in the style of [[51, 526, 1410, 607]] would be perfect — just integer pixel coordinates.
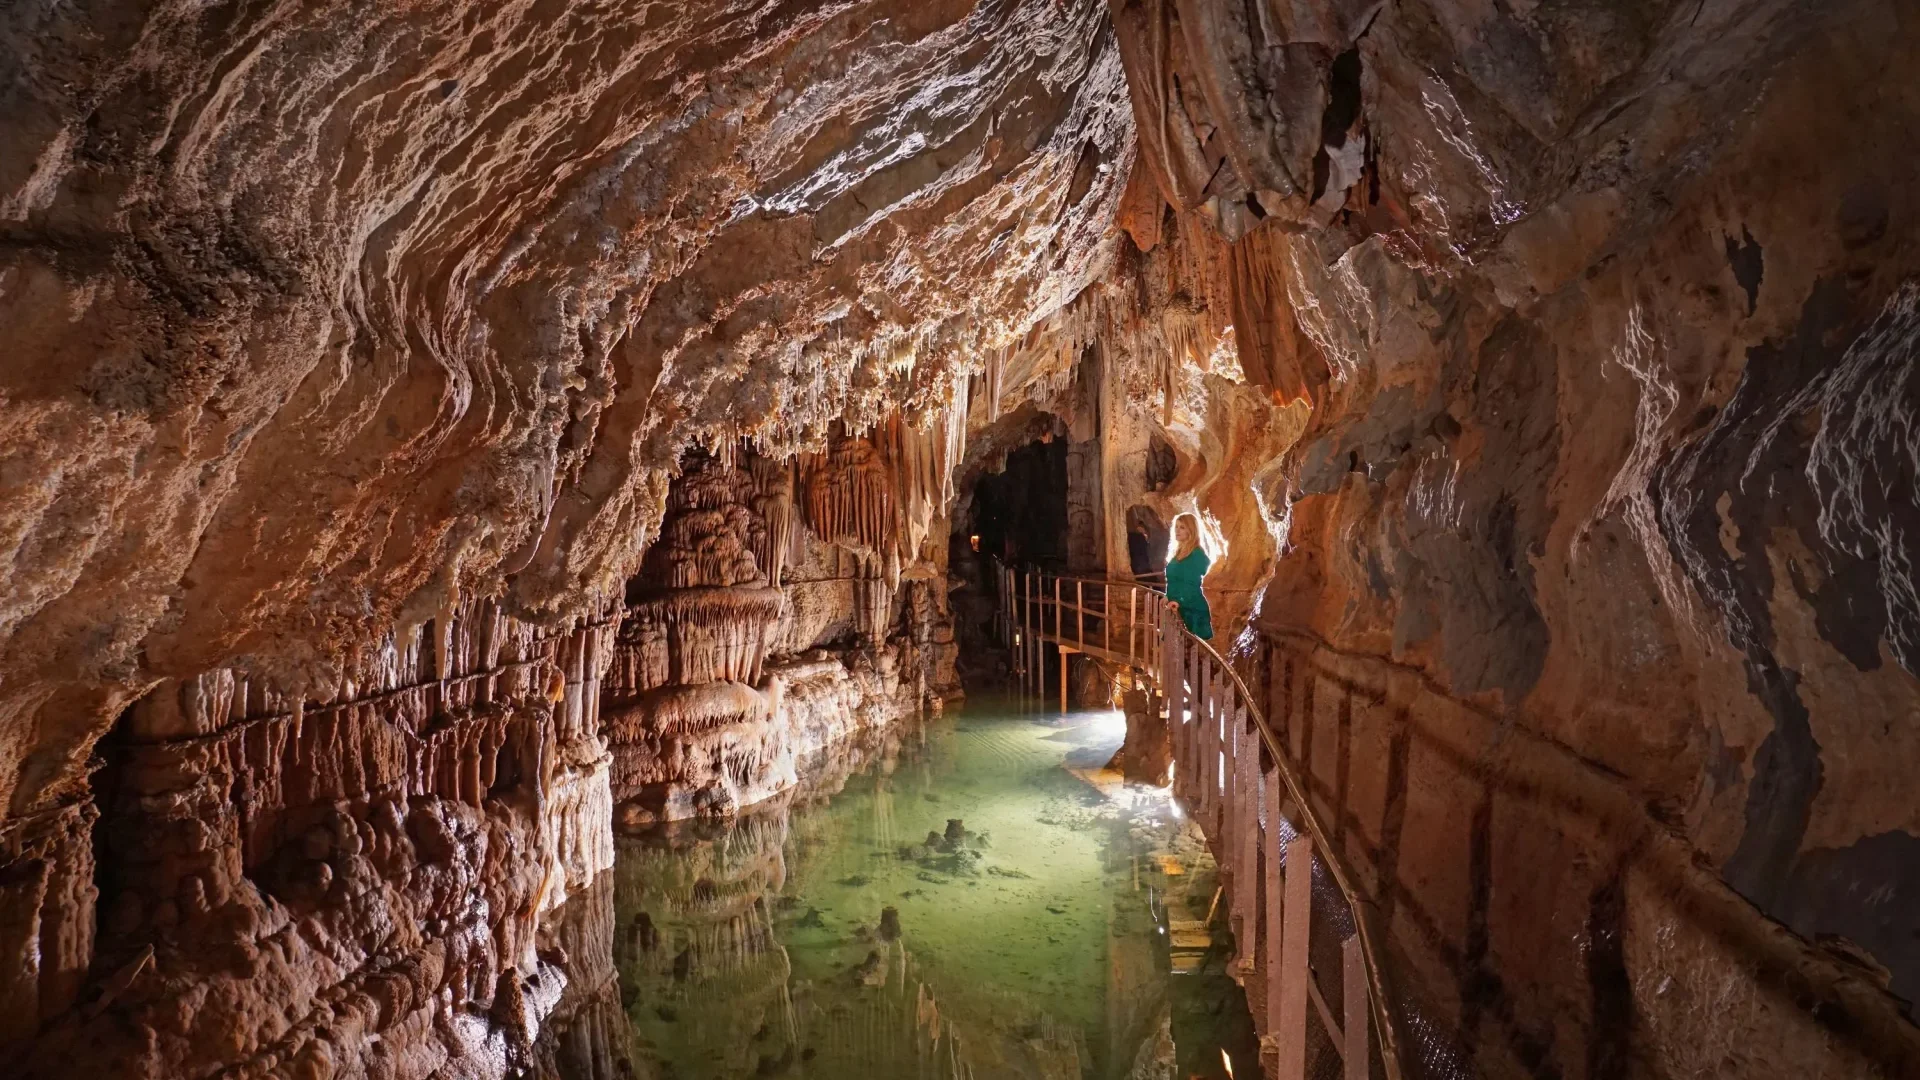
[[605, 702, 1257, 1079]]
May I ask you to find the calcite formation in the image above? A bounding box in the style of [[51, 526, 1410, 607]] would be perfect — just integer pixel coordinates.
[[16, 600, 619, 1077], [602, 445, 957, 824], [1, 0, 1114, 1070], [1089, 0, 1920, 1077], [3, 0, 1919, 1076]]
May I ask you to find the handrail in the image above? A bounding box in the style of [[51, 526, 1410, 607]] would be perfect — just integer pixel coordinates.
[[991, 558, 1407, 1080], [1180, 627, 1408, 1080]]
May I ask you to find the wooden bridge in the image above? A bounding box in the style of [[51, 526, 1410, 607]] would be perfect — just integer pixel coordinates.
[[990, 561, 1408, 1080]]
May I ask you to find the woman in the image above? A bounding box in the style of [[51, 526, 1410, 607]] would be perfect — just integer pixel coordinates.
[[1164, 513, 1213, 640]]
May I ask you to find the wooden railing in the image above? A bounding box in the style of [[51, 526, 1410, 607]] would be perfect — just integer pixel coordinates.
[[993, 566, 1168, 709], [991, 560, 1406, 1080]]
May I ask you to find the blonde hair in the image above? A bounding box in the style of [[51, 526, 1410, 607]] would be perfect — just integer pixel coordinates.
[[1172, 513, 1203, 560]]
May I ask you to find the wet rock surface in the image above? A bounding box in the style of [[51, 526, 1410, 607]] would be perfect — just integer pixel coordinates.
[[4, 0, 1920, 1076], [1106, 0, 1920, 1076], [1, 2, 1117, 1070]]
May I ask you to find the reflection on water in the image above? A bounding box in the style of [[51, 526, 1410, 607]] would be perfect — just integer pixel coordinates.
[[585, 704, 1253, 1080]]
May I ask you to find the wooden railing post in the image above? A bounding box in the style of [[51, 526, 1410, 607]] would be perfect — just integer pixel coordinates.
[[1237, 713, 1259, 971], [1026, 572, 1036, 704], [1223, 696, 1236, 841], [1032, 572, 1042, 707], [1164, 608, 1184, 736], [1007, 567, 1014, 648], [1017, 570, 1025, 701], [1029, 571, 1052, 712], [1018, 570, 1027, 703], [1201, 658, 1216, 823], [1182, 635, 1195, 795], [1224, 697, 1242, 898], [1147, 594, 1155, 671], [1264, 757, 1286, 1050], [1274, 833, 1313, 1080], [1186, 654, 1198, 802], [1127, 588, 1137, 664], [1343, 935, 1370, 1080], [1010, 568, 1018, 697]]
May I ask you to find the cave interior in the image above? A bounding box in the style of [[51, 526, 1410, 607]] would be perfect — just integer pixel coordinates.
[[2, 0, 1919, 1077]]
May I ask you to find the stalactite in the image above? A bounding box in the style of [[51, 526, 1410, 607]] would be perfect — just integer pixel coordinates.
[[799, 427, 896, 558], [118, 593, 622, 876], [613, 450, 788, 703], [984, 347, 1004, 424], [940, 377, 968, 505], [747, 449, 796, 590], [60, 590, 624, 1079], [1226, 222, 1324, 404]]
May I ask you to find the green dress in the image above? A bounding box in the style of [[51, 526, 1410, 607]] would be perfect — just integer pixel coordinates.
[[1165, 547, 1213, 639]]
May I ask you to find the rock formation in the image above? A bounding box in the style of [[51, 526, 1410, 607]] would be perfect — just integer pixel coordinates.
[[19, 599, 619, 1076], [1, 0, 1118, 1070], [602, 442, 957, 824], [4, 0, 1920, 1076], [1088, 1, 1920, 1077]]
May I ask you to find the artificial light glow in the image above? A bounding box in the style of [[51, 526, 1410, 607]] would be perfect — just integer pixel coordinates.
[[1087, 708, 1127, 741], [1221, 1049, 1236, 1078], [969, 534, 980, 551]]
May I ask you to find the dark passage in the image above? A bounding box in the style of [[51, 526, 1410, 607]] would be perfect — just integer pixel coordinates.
[[965, 435, 1069, 570]]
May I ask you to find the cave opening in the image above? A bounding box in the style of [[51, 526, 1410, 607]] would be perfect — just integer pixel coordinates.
[[966, 434, 1069, 571], [948, 423, 1075, 701]]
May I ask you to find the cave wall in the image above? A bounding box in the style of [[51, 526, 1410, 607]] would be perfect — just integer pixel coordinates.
[[529, 871, 633, 1080], [14, 600, 619, 1078], [0, 0, 1127, 1065], [1098, 0, 1920, 1076], [0, 0, 1127, 858], [1059, 206, 1310, 637]]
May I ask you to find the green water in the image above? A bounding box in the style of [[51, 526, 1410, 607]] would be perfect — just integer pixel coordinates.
[[605, 704, 1252, 1080]]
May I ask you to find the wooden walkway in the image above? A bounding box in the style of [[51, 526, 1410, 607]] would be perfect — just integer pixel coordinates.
[[991, 566, 1166, 710], [990, 561, 1408, 1080]]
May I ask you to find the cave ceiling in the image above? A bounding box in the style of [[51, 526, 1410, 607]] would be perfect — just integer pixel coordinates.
[[0, 0, 1131, 813]]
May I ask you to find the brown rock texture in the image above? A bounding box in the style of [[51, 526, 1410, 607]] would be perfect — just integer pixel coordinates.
[[0, 0, 1127, 820], [21, 602, 620, 1078], [1096, 0, 1920, 1075], [600, 444, 957, 824], [6, 0, 1920, 1076], [0, 0, 1125, 1067]]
